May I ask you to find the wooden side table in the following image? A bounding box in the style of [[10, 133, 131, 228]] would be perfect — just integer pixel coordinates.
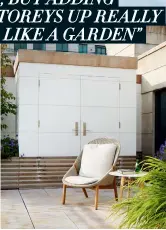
[[109, 171, 147, 199]]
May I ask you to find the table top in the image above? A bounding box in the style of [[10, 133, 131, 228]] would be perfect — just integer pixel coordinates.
[[109, 171, 147, 178]]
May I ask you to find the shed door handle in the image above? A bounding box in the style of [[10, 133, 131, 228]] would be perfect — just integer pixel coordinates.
[[83, 122, 86, 136], [74, 122, 79, 136]]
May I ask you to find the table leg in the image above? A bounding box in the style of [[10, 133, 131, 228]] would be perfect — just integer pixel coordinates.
[[127, 178, 131, 198], [120, 177, 125, 200], [139, 182, 144, 189]]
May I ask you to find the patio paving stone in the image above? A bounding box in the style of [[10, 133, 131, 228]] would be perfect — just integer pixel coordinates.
[[1, 188, 125, 229]]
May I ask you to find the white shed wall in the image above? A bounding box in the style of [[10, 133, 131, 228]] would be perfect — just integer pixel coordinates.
[[16, 63, 137, 157]]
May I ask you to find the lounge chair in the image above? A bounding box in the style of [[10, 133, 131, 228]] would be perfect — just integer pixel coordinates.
[[62, 138, 121, 210]]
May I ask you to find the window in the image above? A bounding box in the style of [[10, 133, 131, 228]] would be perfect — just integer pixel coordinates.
[[33, 44, 46, 50], [95, 46, 106, 55], [56, 44, 68, 52], [79, 44, 87, 54], [14, 44, 27, 52]]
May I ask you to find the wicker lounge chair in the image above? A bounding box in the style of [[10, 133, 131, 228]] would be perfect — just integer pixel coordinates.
[[62, 138, 121, 210]]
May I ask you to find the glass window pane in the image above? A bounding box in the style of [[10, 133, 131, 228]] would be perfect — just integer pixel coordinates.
[[14, 44, 27, 52], [79, 44, 87, 53], [63, 44, 68, 52], [33, 44, 46, 50], [102, 48, 106, 55], [95, 46, 106, 55], [56, 44, 62, 51], [56, 44, 68, 52]]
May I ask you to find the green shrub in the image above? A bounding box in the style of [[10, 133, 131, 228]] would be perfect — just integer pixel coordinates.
[[110, 157, 166, 229], [1, 136, 19, 159]]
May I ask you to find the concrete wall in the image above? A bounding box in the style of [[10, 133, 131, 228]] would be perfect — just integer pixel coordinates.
[[137, 84, 142, 152], [138, 41, 166, 157]]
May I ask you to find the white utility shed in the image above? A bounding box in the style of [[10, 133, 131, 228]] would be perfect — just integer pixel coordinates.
[[14, 50, 137, 157]]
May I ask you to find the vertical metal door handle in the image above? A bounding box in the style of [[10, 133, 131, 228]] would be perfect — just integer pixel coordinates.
[[83, 122, 86, 136], [75, 122, 78, 136]]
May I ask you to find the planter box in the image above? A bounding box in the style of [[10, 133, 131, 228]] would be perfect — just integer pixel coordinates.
[[1, 156, 136, 189]]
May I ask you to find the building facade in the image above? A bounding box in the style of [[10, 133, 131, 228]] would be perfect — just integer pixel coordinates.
[[138, 42, 166, 158], [106, 26, 166, 57]]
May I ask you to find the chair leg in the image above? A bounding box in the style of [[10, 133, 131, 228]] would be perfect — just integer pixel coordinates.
[[113, 178, 118, 201], [82, 188, 88, 198], [95, 186, 99, 210], [62, 184, 67, 205]]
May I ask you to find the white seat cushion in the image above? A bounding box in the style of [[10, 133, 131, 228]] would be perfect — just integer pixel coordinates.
[[65, 176, 99, 185], [79, 144, 117, 178]]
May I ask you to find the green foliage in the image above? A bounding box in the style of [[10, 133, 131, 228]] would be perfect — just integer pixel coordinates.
[[1, 136, 19, 159], [110, 157, 166, 229], [1, 44, 17, 130]]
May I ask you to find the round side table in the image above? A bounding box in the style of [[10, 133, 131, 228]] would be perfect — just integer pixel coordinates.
[[109, 171, 147, 199]]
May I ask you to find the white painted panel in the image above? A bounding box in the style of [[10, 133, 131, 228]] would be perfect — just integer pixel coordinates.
[[119, 70, 136, 82], [88, 44, 95, 53], [46, 44, 56, 51], [18, 106, 38, 132], [19, 132, 38, 157], [39, 78, 80, 106], [120, 133, 136, 156], [120, 108, 136, 133], [19, 63, 135, 81], [81, 107, 119, 133], [81, 79, 119, 107], [68, 44, 79, 52], [27, 44, 33, 50], [18, 78, 38, 105], [81, 133, 119, 150], [39, 133, 80, 156], [120, 82, 136, 107], [19, 63, 39, 77], [137, 84, 141, 94], [39, 106, 80, 133]]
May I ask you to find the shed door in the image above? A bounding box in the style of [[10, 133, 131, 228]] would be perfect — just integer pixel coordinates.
[[38, 74, 81, 156], [80, 76, 120, 149], [155, 89, 166, 153]]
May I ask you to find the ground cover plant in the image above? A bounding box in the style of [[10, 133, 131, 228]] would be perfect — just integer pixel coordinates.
[[111, 157, 166, 229]]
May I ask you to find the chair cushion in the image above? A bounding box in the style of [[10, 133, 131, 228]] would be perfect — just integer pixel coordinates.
[[64, 176, 99, 185], [79, 144, 117, 178]]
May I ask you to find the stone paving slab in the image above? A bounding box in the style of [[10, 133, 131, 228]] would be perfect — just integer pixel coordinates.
[[1, 188, 124, 229]]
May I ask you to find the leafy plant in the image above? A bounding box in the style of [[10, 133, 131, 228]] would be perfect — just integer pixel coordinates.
[[155, 140, 166, 160], [1, 44, 17, 130], [1, 136, 19, 159], [110, 157, 166, 229]]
